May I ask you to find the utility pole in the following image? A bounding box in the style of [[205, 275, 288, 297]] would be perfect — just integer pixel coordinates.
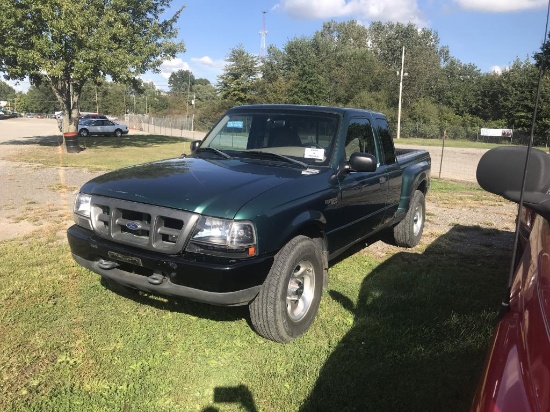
[[186, 74, 190, 130], [397, 46, 405, 140]]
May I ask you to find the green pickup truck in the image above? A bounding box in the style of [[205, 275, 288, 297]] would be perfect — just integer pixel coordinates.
[[67, 104, 431, 342]]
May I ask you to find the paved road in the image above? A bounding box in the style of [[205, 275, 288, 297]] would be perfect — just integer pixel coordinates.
[[0, 117, 60, 141], [0, 118, 100, 240], [397, 144, 486, 182]]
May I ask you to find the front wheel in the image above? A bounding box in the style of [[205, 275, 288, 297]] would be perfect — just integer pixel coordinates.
[[78, 129, 89, 137], [393, 189, 425, 248], [249, 236, 323, 343], [114, 129, 122, 137]]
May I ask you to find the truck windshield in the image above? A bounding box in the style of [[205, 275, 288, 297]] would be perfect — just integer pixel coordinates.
[[200, 111, 339, 167]]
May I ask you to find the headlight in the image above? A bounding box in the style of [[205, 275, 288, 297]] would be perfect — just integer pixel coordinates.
[[186, 217, 257, 258], [74, 193, 92, 218]]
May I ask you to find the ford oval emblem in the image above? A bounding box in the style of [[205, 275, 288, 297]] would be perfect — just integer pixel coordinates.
[[126, 221, 142, 231]]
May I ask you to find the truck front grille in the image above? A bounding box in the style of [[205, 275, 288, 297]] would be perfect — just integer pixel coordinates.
[[89, 196, 199, 254]]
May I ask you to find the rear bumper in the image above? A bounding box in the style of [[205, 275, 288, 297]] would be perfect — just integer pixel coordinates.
[[67, 225, 273, 306]]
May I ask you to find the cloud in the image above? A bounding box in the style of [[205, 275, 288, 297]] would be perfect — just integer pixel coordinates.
[[275, 0, 426, 25], [142, 56, 226, 89], [453, 0, 547, 12], [191, 56, 226, 70], [159, 58, 191, 79], [490, 65, 502, 74]]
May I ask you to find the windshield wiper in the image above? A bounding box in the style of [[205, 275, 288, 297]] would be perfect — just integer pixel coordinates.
[[244, 150, 308, 169], [195, 147, 232, 159]]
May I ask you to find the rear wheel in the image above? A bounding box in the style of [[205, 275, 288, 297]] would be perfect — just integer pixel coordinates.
[[393, 189, 425, 247], [249, 236, 323, 343]]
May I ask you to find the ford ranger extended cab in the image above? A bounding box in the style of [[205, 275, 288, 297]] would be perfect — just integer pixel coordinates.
[[67, 104, 431, 343]]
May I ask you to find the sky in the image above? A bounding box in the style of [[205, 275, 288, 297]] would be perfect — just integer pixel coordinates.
[[5, 0, 550, 92]]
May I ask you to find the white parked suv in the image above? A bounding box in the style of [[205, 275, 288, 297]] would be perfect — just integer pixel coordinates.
[[78, 119, 129, 137]]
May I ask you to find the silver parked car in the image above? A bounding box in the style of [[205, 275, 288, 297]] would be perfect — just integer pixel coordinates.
[[78, 119, 129, 137]]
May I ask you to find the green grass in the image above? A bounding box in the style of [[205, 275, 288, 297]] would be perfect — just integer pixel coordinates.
[[430, 179, 483, 193], [0, 220, 510, 411], [396, 137, 501, 149], [0, 142, 513, 410], [6, 135, 191, 171]]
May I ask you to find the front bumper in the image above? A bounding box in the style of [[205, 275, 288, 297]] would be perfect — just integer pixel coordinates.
[[67, 225, 273, 306]]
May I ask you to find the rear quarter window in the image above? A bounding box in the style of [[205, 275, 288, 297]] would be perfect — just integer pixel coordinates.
[[374, 117, 396, 165]]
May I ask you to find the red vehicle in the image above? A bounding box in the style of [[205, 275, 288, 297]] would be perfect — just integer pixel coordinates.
[[473, 146, 550, 412]]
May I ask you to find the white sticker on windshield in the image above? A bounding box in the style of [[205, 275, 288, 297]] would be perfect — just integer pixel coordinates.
[[304, 148, 325, 160]]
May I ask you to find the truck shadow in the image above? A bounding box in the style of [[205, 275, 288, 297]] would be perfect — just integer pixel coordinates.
[[100, 224, 512, 410], [301, 224, 513, 411], [0, 134, 190, 149], [100, 277, 249, 323], [97, 232, 400, 324]]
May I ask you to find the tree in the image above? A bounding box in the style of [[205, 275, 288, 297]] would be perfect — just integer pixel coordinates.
[[367, 22, 447, 108], [169, 69, 195, 94], [0, 81, 15, 100], [313, 20, 387, 106], [534, 31, 550, 70], [283, 37, 328, 105], [257, 45, 291, 104], [0, 0, 185, 150], [192, 81, 217, 105], [436, 58, 482, 116], [24, 83, 59, 114], [500, 59, 539, 132], [217, 45, 260, 105]]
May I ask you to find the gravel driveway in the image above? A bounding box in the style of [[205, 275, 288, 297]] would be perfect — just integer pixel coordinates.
[[0, 118, 516, 244], [0, 118, 103, 240]]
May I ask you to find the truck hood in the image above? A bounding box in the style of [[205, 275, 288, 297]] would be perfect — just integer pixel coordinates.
[[80, 157, 324, 219]]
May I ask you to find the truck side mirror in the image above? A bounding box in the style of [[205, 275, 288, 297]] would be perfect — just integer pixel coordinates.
[[348, 152, 377, 173], [190, 140, 202, 153], [477, 146, 550, 220]]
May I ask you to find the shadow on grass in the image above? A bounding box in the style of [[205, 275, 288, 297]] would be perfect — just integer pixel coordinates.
[[100, 277, 249, 323], [301, 225, 513, 412], [0, 135, 65, 147], [0, 134, 190, 149], [202, 385, 258, 412]]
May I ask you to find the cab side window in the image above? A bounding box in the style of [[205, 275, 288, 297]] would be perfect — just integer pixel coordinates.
[[375, 117, 396, 165], [344, 118, 377, 161]]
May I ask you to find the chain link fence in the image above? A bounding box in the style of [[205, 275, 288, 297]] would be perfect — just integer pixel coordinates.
[[126, 114, 196, 137]]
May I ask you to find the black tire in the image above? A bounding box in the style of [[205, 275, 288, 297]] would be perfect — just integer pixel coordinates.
[[393, 189, 425, 248], [79, 128, 89, 137], [249, 235, 323, 343], [114, 129, 122, 137]]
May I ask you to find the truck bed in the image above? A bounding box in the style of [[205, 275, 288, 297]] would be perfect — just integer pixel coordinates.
[[396, 147, 431, 168]]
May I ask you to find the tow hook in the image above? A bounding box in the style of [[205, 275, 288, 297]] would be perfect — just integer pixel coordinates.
[[98, 259, 119, 270], [148, 272, 164, 285]]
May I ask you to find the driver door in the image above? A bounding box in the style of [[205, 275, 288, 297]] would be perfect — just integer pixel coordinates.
[[329, 117, 389, 253]]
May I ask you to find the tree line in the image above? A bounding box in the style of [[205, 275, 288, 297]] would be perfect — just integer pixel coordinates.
[[2, 19, 549, 145]]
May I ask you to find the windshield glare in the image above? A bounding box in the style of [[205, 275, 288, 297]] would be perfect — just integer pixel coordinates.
[[201, 112, 339, 166]]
